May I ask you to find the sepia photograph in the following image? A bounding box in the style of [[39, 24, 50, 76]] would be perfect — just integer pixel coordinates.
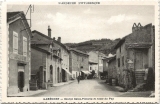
[[2, 1, 159, 103]]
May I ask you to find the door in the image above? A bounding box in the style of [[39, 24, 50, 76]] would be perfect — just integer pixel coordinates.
[[18, 66, 25, 92], [57, 67, 59, 83], [62, 69, 66, 82], [50, 65, 53, 82], [135, 51, 144, 84], [135, 52, 143, 70]]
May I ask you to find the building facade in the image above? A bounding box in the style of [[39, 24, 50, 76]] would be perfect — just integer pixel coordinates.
[[88, 51, 99, 77], [52, 37, 71, 82], [114, 23, 155, 88], [7, 12, 32, 95], [31, 26, 71, 85], [30, 44, 52, 90], [69, 49, 89, 79]]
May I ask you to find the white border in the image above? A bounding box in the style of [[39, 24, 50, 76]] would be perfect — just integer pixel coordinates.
[[1, 0, 159, 103]]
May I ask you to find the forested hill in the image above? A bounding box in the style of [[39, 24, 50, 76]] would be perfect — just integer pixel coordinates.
[[65, 38, 121, 55]]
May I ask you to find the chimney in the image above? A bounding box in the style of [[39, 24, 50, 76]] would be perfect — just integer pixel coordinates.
[[48, 25, 51, 38], [57, 37, 61, 42], [132, 23, 137, 32]]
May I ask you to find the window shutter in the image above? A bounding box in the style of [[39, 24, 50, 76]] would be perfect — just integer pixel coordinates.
[[23, 37, 27, 56], [13, 31, 18, 53]]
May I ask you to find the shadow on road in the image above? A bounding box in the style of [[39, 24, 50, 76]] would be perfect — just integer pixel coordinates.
[[95, 79, 120, 92]]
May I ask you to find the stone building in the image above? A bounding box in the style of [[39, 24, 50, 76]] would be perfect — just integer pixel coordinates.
[[107, 55, 117, 79], [7, 12, 32, 95], [69, 49, 89, 79], [31, 26, 70, 85], [114, 23, 155, 88], [88, 51, 99, 77], [30, 40, 59, 89]]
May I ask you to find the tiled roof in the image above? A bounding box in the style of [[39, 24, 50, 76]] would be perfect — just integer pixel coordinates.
[[32, 30, 69, 53], [31, 44, 51, 54], [7, 11, 32, 37], [126, 43, 152, 49], [69, 48, 89, 56], [89, 61, 98, 64], [7, 12, 22, 19], [31, 40, 52, 45]]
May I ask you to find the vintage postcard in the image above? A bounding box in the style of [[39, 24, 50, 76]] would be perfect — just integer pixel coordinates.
[[1, 0, 159, 103]]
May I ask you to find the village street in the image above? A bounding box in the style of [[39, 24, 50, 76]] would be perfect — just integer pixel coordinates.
[[6, 5, 155, 101], [30, 79, 151, 97]]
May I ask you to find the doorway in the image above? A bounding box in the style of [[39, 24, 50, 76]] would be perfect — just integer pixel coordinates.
[[50, 65, 53, 82], [18, 66, 25, 92], [135, 51, 143, 70], [57, 67, 59, 83], [62, 69, 66, 82]]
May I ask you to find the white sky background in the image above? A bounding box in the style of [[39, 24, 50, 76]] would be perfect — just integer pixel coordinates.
[[7, 5, 154, 43]]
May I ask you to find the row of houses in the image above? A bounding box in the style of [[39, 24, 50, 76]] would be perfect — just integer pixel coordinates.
[[7, 11, 154, 95], [103, 23, 155, 90], [7, 11, 95, 95]]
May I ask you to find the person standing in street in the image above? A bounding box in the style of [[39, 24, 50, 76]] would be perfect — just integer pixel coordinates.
[[77, 76, 80, 84]]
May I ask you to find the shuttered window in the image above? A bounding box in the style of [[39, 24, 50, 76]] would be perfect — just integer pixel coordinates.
[[23, 37, 27, 56], [13, 31, 18, 54]]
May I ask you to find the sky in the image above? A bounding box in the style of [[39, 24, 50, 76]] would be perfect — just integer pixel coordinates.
[[7, 5, 154, 43]]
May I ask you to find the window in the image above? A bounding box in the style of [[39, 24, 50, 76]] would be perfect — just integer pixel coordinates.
[[82, 57, 84, 62], [122, 56, 124, 66], [23, 37, 27, 56], [57, 51, 59, 56], [13, 31, 18, 54], [118, 58, 120, 67], [119, 46, 121, 53]]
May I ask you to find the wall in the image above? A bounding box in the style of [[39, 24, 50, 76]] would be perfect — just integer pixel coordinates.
[[32, 31, 62, 84], [61, 48, 70, 81], [116, 42, 127, 85], [31, 48, 46, 75], [8, 18, 30, 95], [103, 60, 108, 72], [88, 51, 98, 63], [108, 59, 116, 79], [70, 51, 89, 77], [115, 23, 154, 87], [126, 24, 152, 43]]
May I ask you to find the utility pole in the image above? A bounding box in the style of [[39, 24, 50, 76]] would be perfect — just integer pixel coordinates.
[[25, 5, 34, 28]]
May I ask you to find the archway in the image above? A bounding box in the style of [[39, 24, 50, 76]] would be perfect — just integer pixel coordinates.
[[62, 69, 66, 82]]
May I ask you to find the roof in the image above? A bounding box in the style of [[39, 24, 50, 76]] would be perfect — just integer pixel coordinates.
[[53, 54, 63, 60], [114, 23, 153, 49], [7, 11, 32, 37], [7, 12, 21, 20], [69, 48, 89, 56], [103, 54, 116, 62], [31, 40, 52, 45], [32, 30, 69, 53], [107, 55, 116, 63], [126, 43, 152, 49], [52, 47, 60, 51], [89, 61, 98, 64], [114, 34, 130, 49], [31, 45, 51, 54]]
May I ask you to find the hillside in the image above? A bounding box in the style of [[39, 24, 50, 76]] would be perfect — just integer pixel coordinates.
[[65, 38, 120, 55]]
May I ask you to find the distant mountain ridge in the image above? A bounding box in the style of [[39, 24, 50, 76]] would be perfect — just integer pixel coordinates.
[[65, 38, 121, 55]]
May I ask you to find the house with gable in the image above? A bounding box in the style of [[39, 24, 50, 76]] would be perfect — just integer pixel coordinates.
[[7, 12, 32, 95], [69, 48, 89, 79], [31, 26, 71, 86], [114, 23, 155, 89]]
